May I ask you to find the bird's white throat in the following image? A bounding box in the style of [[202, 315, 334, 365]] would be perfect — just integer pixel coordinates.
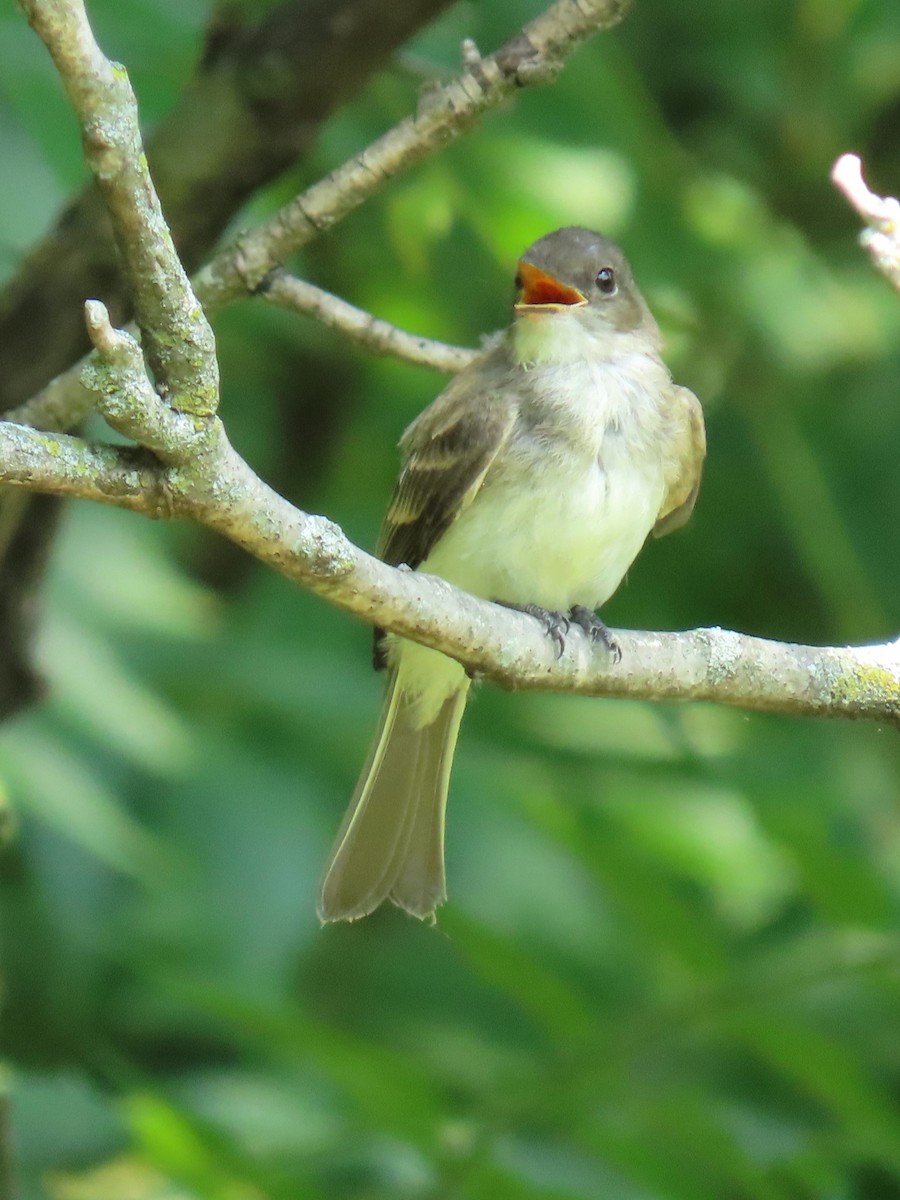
[[512, 309, 616, 366]]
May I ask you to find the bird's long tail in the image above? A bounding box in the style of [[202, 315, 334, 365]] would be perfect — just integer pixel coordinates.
[[317, 656, 469, 923]]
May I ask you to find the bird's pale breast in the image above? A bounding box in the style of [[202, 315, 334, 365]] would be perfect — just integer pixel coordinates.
[[424, 352, 670, 610]]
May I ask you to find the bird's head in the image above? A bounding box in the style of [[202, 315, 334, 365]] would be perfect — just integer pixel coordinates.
[[512, 227, 658, 363]]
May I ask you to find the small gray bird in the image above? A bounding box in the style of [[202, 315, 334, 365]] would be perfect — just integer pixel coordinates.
[[318, 226, 706, 923]]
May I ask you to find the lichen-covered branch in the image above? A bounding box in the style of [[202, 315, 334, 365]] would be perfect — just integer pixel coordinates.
[[832, 154, 900, 293], [0, 311, 897, 727], [259, 270, 478, 373], [0, 422, 170, 514]]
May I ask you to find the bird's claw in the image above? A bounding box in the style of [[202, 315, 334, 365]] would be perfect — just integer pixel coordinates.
[[539, 609, 570, 658], [496, 601, 571, 658], [569, 606, 622, 663]]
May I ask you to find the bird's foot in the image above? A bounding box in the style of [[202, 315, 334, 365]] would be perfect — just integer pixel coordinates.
[[569, 606, 622, 663], [497, 601, 570, 658]]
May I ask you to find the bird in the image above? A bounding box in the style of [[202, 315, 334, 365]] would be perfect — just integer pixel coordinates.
[[318, 226, 706, 923]]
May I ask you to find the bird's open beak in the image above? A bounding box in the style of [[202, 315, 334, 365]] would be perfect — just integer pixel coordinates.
[[514, 260, 587, 311]]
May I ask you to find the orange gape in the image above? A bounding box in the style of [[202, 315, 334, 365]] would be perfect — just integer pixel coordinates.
[[515, 260, 586, 307]]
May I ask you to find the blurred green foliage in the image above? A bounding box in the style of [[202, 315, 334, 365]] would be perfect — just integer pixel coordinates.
[[2, 0, 900, 1196]]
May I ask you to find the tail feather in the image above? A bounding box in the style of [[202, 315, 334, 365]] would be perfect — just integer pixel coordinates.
[[317, 670, 468, 922], [389, 688, 466, 918]]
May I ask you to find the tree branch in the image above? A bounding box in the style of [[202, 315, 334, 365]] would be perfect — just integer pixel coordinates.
[[1, 309, 898, 727], [0, 422, 170, 515], [20, 0, 218, 417], [16, 0, 631, 434], [832, 153, 900, 293], [258, 270, 479, 373]]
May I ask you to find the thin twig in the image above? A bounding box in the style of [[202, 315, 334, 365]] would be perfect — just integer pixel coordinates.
[[259, 271, 478, 373], [832, 154, 900, 293]]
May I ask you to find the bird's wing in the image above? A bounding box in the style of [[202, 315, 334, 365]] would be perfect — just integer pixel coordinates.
[[378, 362, 519, 570], [653, 385, 706, 537]]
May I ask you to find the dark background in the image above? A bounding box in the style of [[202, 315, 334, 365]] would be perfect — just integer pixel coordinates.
[[1, 0, 900, 1196]]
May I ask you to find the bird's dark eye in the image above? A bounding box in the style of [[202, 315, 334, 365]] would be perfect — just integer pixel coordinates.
[[514, 271, 523, 291], [595, 266, 617, 295]]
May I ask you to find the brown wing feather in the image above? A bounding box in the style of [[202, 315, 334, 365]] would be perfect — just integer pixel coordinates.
[[378, 366, 518, 569], [373, 355, 518, 669], [653, 385, 706, 538]]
